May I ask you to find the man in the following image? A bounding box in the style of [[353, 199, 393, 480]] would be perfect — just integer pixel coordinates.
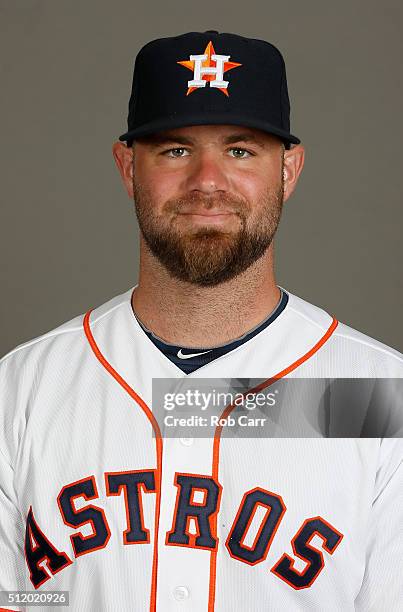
[[0, 30, 402, 612]]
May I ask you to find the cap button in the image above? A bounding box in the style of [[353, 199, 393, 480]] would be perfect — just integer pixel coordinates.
[[205, 30, 219, 34]]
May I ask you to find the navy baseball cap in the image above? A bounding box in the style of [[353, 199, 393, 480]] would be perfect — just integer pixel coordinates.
[[118, 30, 301, 149]]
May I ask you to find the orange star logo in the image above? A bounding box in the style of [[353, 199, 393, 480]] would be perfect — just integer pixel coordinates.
[[177, 41, 242, 97]]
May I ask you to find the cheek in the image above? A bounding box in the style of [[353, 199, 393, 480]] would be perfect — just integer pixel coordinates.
[[137, 163, 184, 204], [231, 172, 270, 203]]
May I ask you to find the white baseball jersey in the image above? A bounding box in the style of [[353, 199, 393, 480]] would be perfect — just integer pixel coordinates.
[[1, 285, 402, 611]]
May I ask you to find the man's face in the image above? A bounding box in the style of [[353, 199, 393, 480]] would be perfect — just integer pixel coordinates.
[[131, 125, 285, 286]]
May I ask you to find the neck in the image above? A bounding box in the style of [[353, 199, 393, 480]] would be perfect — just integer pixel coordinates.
[[131, 241, 281, 348]]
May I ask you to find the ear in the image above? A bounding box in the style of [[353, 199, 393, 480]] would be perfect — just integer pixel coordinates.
[[282, 144, 305, 203], [112, 141, 134, 198]]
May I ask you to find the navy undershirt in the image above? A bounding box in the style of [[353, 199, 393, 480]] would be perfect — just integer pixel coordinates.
[[134, 289, 289, 374]]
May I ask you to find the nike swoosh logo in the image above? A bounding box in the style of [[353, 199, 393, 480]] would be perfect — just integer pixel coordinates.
[[177, 348, 213, 360]]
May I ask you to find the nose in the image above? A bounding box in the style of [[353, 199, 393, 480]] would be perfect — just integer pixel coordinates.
[[183, 150, 230, 194]]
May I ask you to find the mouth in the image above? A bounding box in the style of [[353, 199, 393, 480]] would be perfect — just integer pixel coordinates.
[[178, 208, 236, 217]]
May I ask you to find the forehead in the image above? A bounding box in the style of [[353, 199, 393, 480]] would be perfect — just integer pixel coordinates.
[[135, 124, 282, 147]]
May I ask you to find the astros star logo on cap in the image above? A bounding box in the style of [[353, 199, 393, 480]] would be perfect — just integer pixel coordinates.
[[177, 41, 242, 96]]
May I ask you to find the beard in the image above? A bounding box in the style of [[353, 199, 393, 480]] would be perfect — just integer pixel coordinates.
[[133, 171, 284, 287]]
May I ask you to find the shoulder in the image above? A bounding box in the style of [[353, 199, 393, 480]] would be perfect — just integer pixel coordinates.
[[283, 288, 403, 376], [0, 287, 134, 370], [0, 287, 134, 463]]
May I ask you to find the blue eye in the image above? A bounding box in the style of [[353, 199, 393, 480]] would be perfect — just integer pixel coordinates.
[[164, 148, 190, 158], [229, 148, 253, 159]]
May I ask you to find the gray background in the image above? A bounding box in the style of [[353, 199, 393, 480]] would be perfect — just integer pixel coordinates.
[[1, 0, 402, 357]]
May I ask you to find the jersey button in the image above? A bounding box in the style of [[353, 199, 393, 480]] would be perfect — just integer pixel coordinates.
[[173, 585, 190, 601], [180, 437, 194, 446]]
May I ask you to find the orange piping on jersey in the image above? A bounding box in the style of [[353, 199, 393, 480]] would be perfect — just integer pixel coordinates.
[[207, 316, 338, 612], [83, 309, 162, 612]]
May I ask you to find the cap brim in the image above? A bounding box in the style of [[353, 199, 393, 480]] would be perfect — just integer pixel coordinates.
[[118, 113, 300, 146]]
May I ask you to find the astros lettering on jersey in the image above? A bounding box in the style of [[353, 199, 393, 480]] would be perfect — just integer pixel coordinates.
[[1, 286, 403, 611]]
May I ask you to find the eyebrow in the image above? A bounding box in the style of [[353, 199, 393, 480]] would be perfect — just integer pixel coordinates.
[[142, 134, 194, 147], [222, 133, 267, 148], [141, 131, 268, 149]]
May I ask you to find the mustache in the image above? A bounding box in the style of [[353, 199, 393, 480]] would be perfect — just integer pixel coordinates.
[[164, 192, 249, 215]]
